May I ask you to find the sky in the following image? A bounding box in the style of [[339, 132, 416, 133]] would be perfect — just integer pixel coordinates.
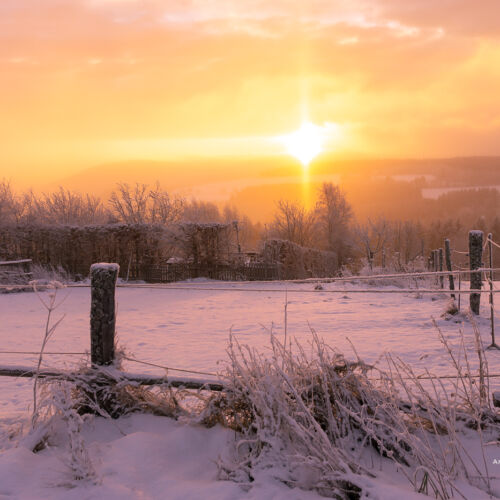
[[2, 0, 500, 186]]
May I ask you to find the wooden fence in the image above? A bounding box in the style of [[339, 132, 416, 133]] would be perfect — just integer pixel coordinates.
[[0, 259, 32, 283]]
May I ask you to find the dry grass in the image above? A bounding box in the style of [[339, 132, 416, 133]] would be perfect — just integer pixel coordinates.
[[204, 321, 499, 499]]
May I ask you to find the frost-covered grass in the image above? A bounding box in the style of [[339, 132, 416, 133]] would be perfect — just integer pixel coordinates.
[[204, 326, 499, 499], [10, 321, 500, 500]]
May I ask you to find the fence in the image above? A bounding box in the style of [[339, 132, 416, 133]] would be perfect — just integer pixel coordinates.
[[0, 264, 224, 391], [0, 259, 32, 284], [140, 262, 281, 283], [0, 230, 500, 397]]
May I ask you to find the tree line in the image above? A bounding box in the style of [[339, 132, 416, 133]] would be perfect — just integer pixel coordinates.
[[0, 179, 498, 277]]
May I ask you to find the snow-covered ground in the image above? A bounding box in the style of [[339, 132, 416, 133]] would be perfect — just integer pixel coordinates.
[[0, 279, 499, 499]]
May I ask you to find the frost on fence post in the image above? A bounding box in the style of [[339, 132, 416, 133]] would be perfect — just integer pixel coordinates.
[[90, 263, 120, 366], [444, 239, 455, 299], [469, 231, 483, 315]]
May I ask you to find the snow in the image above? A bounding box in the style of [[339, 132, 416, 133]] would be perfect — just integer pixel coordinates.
[[422, 185, 500, 199], [90, 263, 120, 272], [0, 279, 499, 498], [0, 414, 325, 499]]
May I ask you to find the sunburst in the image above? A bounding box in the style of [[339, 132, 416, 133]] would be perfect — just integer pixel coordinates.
[[281, 121, 324, 166]]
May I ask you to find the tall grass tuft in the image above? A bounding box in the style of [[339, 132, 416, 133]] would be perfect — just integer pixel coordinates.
[[206, 324, 498, 499]]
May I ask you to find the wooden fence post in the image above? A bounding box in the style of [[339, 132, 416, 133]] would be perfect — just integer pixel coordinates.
[[458, 272, 462, 311], [487, 233, 499, 349], [433, 249, 439, 286], [438, 248, 444, 289], [90, 263, 119, 366], [469, 231, 483, 315], [444, 239, 455, 299]]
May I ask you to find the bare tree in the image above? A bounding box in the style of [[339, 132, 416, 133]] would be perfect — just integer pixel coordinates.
[[391, 220, 424, 268], [0, 180, 19, 223], [38, 188, 106, 225], [181, 199, 221, 223], [109, 183, 149, 224], [109, 182, 183, 225], [5, 186, 107, 225], [222, 204, 261, 253], [148, 182, 184, 224], [268, 200, 316, 248], [314, 183, 353, 267], [355, 217, 390, 270]]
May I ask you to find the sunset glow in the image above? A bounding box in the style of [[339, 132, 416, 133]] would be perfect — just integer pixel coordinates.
[[1, 0, 500, 190]]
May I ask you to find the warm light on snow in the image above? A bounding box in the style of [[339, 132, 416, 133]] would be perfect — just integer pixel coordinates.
[[280, 121, 324, 166], [0, 282, 498, 498]]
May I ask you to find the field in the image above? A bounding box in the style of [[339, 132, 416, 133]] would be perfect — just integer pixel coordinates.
[[0, 279, 499, 499]]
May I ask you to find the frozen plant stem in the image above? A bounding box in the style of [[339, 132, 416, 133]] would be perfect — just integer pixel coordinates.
[[31, 281, 66, 429], [283, 289, 288, 366]]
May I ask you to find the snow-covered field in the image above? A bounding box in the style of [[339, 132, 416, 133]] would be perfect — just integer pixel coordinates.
[[0, 280, 499, 499]]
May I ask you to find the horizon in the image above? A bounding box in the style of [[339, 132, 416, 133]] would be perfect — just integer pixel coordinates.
[[3, 154, 500, 224]]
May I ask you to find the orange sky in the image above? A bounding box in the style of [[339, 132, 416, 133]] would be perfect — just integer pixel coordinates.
[[2, 0, 500, 187]]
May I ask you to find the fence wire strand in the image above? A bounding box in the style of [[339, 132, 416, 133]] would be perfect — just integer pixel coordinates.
[[76, 285, 500, 294], [121, 356, 219, 378], [0, 351, 87, 355]]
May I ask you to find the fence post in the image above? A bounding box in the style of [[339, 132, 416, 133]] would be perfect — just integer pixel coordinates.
[[444, 239, 455, 299], [469, 231, 483, 315], [458, 272, 462, 311], [90, 263, 119, 366], [487, 233, 499, 349], [433, 249, 439, 286], [438, 248, 444, 289]]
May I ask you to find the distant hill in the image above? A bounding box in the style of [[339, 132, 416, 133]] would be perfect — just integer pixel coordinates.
[[47, 157, 305, 198], [47, 155, 500, 222]]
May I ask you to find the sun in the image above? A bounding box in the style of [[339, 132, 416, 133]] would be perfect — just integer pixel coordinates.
[[281, 121, 324, 166]]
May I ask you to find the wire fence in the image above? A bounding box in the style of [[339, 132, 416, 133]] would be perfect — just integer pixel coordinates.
[[2, 267, 500, 293], [1, 233, 500, 385]]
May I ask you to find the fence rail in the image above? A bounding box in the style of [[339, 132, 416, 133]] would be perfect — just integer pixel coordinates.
[[0, 365, 224, 391], [0, 259, 32, 266]]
